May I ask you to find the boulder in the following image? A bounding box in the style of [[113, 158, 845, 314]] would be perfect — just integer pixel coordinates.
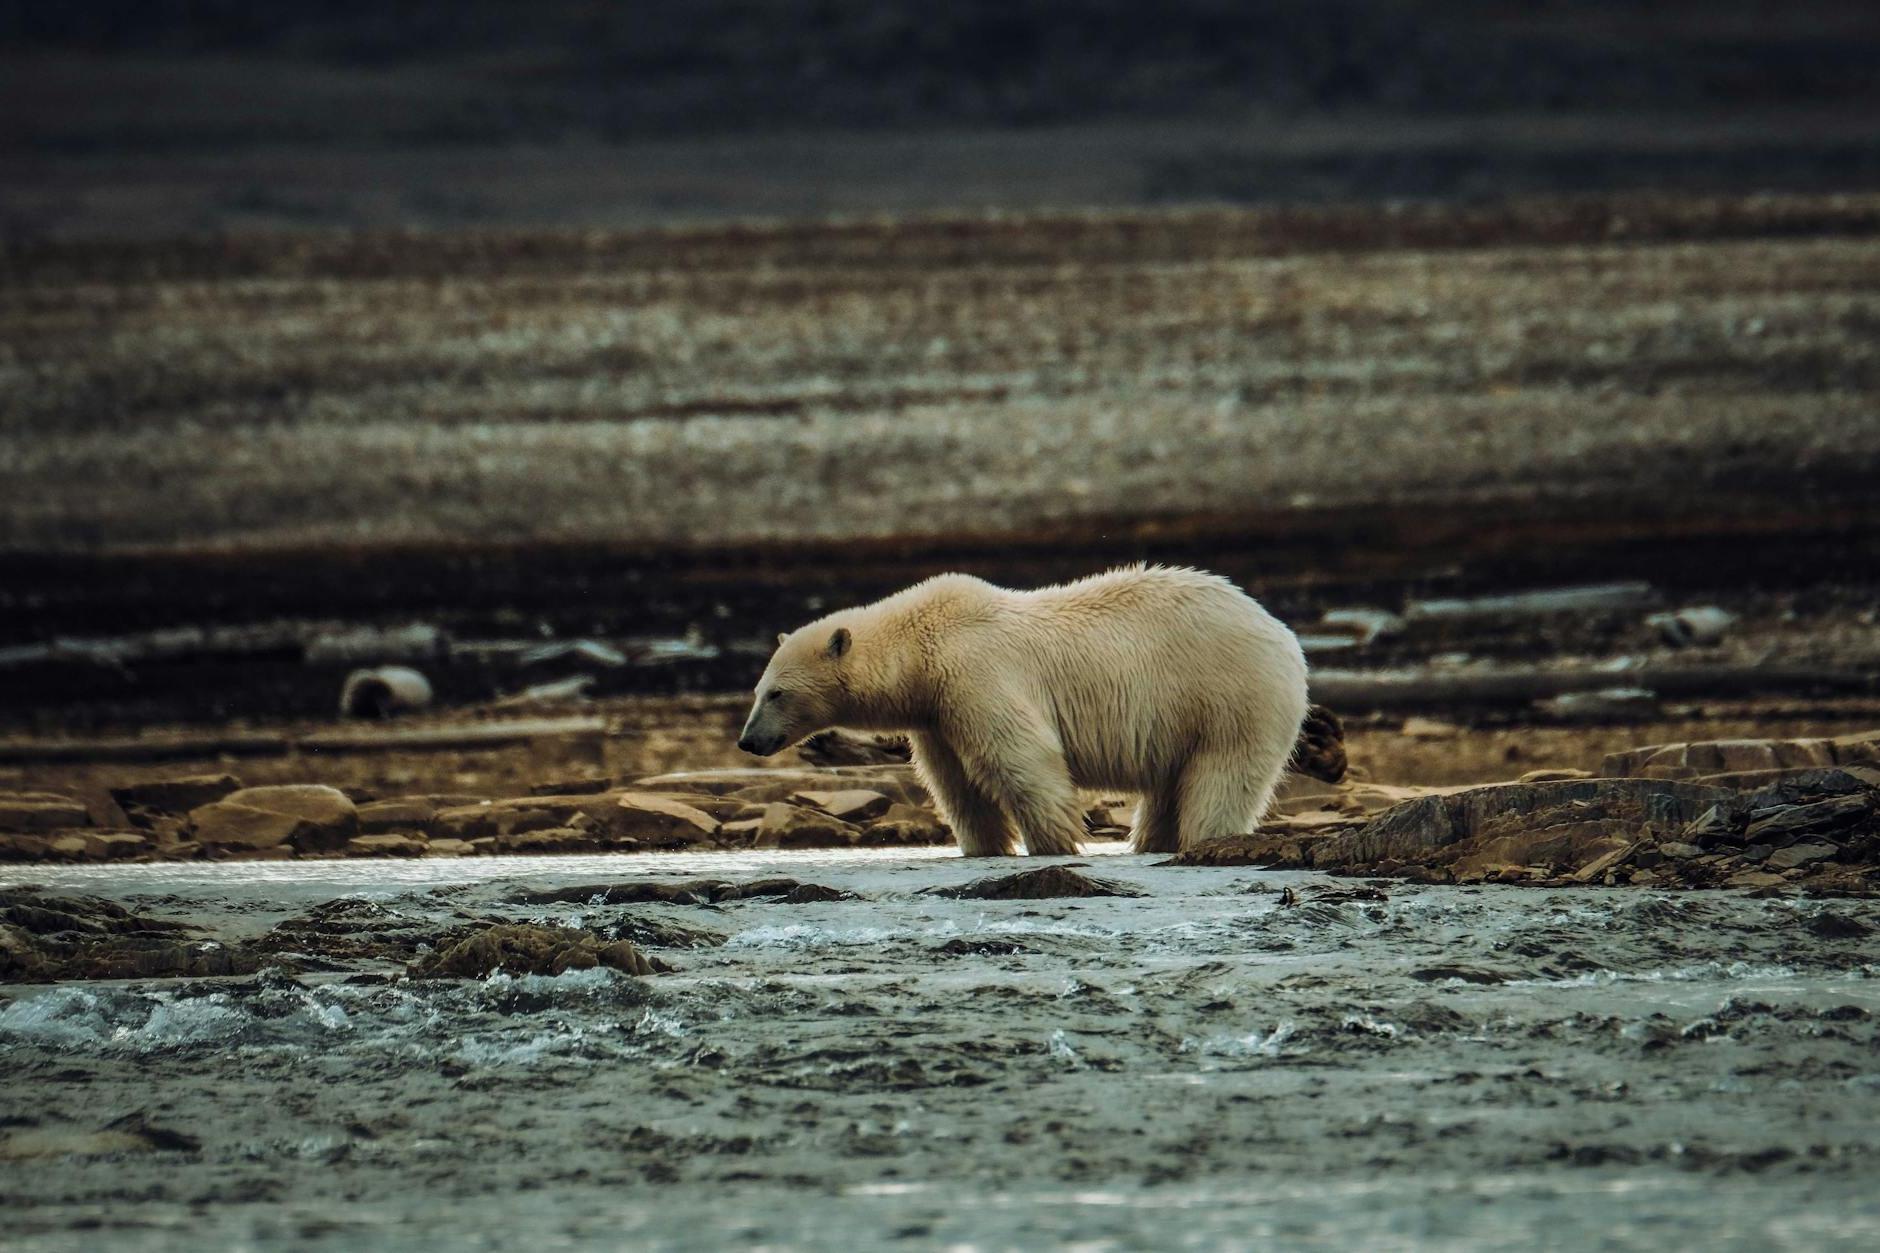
[[409, 924, 655, 979], [789, 788, 892, 823], [0, 792, 91, 833], [425, 838, 475, 857], [189, 784, 357, 852], [110, 774, 241, 823]]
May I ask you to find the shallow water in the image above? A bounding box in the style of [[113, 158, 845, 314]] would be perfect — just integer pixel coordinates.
[[4, 850, 1878, 1250]]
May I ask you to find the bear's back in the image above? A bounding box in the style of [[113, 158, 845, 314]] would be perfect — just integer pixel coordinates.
[[942, 566, 1305, 787]]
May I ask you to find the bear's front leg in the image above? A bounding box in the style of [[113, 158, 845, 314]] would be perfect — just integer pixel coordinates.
[[940, 709, 1085, 857], [911, 731, 1018, 856]]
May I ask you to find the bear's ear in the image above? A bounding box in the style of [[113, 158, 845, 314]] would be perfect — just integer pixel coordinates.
[[777, 632, 788, 647], [826, 627, 851, 660]]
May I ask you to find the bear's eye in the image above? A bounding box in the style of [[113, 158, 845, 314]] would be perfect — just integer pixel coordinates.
[[765, 689, 788, 704]]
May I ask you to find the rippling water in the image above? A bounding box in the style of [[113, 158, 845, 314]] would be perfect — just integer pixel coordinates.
[[5, 850, 1879, 1251]]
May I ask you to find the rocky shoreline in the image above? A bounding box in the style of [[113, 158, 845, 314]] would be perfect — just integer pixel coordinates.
[[4, 729, 1875, 903]]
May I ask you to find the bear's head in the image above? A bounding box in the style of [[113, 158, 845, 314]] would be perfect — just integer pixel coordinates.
[[737, 618, 855, 756]]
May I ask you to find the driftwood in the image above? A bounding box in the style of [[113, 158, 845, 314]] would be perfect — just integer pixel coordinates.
[[1311, 664, 1877, 710]]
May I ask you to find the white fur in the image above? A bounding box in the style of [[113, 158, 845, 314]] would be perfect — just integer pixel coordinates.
[[740, 565, 1310, 856]]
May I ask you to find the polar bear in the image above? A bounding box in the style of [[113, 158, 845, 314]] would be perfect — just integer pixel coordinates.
[[737, 565, 1309, 856]]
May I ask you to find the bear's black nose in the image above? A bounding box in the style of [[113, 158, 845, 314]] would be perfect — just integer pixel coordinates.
[[737, 734, 757, 755]]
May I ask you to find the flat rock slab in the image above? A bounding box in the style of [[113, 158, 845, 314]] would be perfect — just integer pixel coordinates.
[[110, 774, 242, 820], [789, 789, 892, 823], [927, 865, 1146, 900], [1601, 734, 1875, 779], [0, 792, 91, 833], [1322, 778, 1736, 870]]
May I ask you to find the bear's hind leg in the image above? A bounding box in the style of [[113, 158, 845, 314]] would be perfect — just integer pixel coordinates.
[[1175, 747, 1280, 850], [1130, 786, 1181, 854], [912, 731, 1017, 856]]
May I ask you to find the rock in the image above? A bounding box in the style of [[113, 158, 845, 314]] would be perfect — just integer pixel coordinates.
[[432, 796, 591, 841], [0, 792, 91, 833], [1602, 737, 1840, 779], [110, 774, 241, 823], [1831, 730, 1880, 764], [83, 831, 151, 860], [1453, 825, 1634, 878], [1166, 833, 1325, 868], [46, 834, 96, 860], [356, 797, 438, 834], [750, 802, 862, 849], [0, 833, 50, 861], [189, 785, 358, 852], [633, 766, 929, 808], [1726, 870, 1787, 889], [719, 817, 764, 842], [409, 924, 655, 979], [1570, 842, 1637, 883], [1322, 778, 1734, 873], [1767, 842, 1838, 870], [1659, 841, 1703, 860], [789, 789, 892, 823], [1745, 793, 1873, 843], [0, 887, 257, 982], [1519, 768, 1595, 784], [1804, 912, 1872, 940], [861, 802, 950, 846], [345, 834, 428, 857], [223, 846, 297, 862], [1683, 803, 1743, 845], [504, 827, 604, 854], [1401, 717, 1461, 740], [928, 865, 1146, 900], [425, 838, 474, 857], [613, 793, 721, 846]]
